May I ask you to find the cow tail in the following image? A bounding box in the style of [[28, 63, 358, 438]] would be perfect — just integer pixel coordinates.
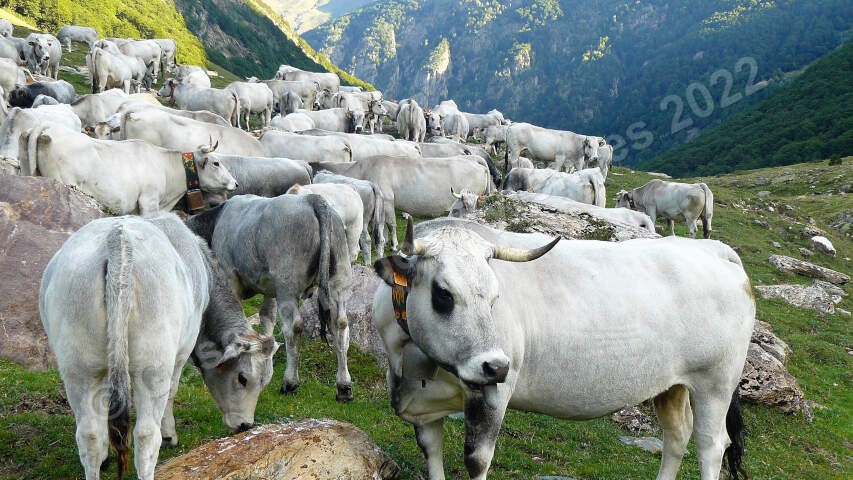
[[370, 182, 385, 247], [591, 176, 605, 207], [308, 194, 333, 343], [105, 223, 134, 478], [699, 182, 713, 239], [25, 123, 49, 176], [724, 389, 748, 480], [230, 90, 240, 129]]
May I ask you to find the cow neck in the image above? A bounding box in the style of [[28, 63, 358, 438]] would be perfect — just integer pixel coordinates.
[[181, 152, 206, 214]]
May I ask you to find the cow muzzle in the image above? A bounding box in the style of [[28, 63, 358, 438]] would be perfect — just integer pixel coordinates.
[[460, 350, 510, 386]]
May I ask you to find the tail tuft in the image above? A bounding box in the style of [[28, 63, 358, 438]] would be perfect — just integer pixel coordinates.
[[724, 389, 748, 480]]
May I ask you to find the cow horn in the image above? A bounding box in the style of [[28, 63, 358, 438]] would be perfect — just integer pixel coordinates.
[[492, 237, 560, 262], [451, 188, 463, 199], [212, 139, 219, 151], [400, 213, 424, 255]]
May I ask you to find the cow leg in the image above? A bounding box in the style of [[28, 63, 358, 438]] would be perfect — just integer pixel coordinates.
[[385, 199, 398, 251], [132, 370, 170, 480], [326, 300, 353, 402], [415, 419, 447, 480], [690, 387, 733, 480], [463, 386, 511, 480], [259, 296, 277, 335], [277, 298, 303, 394], [553, 154, 567, 172], [654, 385, 693, 480], [65, 374, 109, 479], [159, 358, 188, 448], [668, 218, 677, 236], [359, 228, 372, 264]]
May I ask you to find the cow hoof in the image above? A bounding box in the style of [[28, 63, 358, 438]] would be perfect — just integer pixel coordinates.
[[335, 384, 353, 403], [280, 382, 299, 395], [161, 437, 179, 448]]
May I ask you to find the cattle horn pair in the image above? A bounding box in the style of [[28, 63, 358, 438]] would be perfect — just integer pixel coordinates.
[[400, 213, 560, 262], [200, 136, 219, 154], [451, 188, 463, 199]]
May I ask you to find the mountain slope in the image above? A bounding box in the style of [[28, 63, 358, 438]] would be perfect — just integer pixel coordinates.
[[641, 44, 853, 177], [269, 0, 375, 34], [1, 0, 207, 65], [173, 0, 371, 87], [305, 0, 853, 166]]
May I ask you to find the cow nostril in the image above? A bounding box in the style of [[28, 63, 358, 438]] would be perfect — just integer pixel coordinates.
[[482, 360, 509, 381]]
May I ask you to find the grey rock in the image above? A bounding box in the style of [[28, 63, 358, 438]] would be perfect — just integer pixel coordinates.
[[837, 308, 851, 317], [757, 190, 771, 197], [772, 241, 781, 248], [754, 280, 845, 314], [617, 436, 664, 454], [754, 219, 769, 228], [0, 176, 105, 370], [740, 335, 813, 421], [299, 264, 387, 367], [768, 254, 849, 285], [798, 247, 814, 257], [611, 406, 656, 434]]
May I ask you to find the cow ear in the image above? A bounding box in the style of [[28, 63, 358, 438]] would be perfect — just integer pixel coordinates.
[[374, 255, 416, 288], [84, 126, 94, 134], [218, 341, 249, 365]]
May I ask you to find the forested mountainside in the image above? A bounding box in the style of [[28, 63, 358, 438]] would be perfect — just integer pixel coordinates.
[[305, 0, 853, 167], [269, 0, 375, 34], [641, 44, 853, 177], [173, 0, 370, 87], [0, 0, 207, 64]]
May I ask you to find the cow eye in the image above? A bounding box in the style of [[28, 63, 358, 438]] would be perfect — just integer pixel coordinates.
[[431, 281, 454, 314], [213, 162, 220, 167], [238, 372, 248, 387]]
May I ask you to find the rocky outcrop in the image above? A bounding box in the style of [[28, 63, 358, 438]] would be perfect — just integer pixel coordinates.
[[299, 264, 387, 367], [156, 419, 400, 479], [768, 254, 849, 285], [611, 406, 656, 434], [755, 280, 846, 314], [0, 176, 104, 370], [739, 321, 812, 420]]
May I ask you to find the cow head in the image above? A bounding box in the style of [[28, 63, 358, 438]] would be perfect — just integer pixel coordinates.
[[346, 108, 365, 133], [157, 78, 176, 98], [615, 190, 635, 209], [374, 216, 559, 402], [194, 142, 238, 193], [424, 109, 442, 137], [369, 100, 388, 117], [582, 136, 601, 166], [449, 189, 481, 218], [195, 329, 279, 432]]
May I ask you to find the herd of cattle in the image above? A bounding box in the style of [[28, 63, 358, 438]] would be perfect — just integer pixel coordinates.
[[3, 20, 749, 480]]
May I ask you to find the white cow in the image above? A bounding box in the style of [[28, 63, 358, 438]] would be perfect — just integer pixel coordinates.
[[397, 99, 427, 142], [56, 25, 98, 51], [372, 217, 753, 480], [153, 38, 177, 74], [158, 79, 240, 127], [294, 107, 364, 133], [0, 105, 81, 175], [506, 122, 603, 172], [274, 64, 339, 91], [120, 107, 267, 157], [299, 129, 421, 161], [40, 213, 277, 480], [118, 39, 162, 84], [472, 124, 508, 155], [503, 167, 606, 207], [259, 129, 352, 164], [270, 112, 315, 132], [89, 41, 149, 92], [23, 33, 62, 79], [288, 183, 365, 262], [23, 126, 236, 214], [616, 179, 714, 238], [225, 81, 274, 130], [0, 19, 12, 38]]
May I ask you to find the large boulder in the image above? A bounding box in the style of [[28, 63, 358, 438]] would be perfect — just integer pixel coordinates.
[[156, 419, 400, 480], [739, 321, 812, 420], [755, 280, 846, 314], [0, 176, 104, 370], [299, 264, 387, 367]]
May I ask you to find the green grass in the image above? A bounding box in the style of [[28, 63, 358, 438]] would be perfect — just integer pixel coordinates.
[[1, 162, 851, 479]]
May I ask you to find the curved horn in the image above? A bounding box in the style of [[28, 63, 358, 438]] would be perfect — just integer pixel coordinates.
[[492, 237, 560, 263], [451, 188, 463, 199], [212, 139, 219, 151], [400, 213, 424, 255]]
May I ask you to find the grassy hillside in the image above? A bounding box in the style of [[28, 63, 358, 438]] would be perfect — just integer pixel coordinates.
[[640, 44, 853, 177], [305, 0, 853, 166], [1, 0, 207, 65], [1, 160, 850, 479]]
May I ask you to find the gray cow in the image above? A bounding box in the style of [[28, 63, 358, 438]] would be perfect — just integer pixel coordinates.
[[56, 25, 98, 51], [616, 179, 714, 238], [195, 152, 313, 205], [186, 194, 355, 402], [314, 170, 387, 261], [23, 33, 62, 79], [40, 214, 277, 480]]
